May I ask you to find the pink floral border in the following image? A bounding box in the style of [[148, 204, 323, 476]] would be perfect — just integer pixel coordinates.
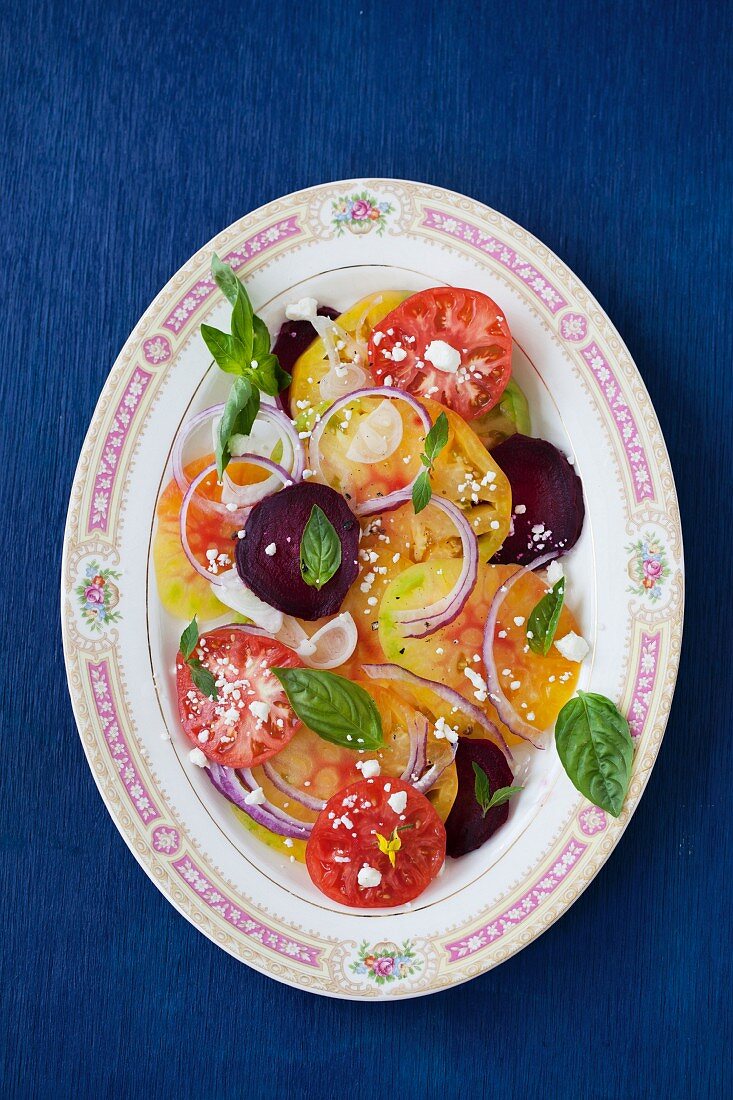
[[581, 342, 654, 503], [89, 660, 160, 824], [445, 839, 587, 961], [628, 632, 660, 738], [172, 855, 322, 968], [423, 208, 567, 314], [88, 367, 152, 533], [162, 216, 301, 335]]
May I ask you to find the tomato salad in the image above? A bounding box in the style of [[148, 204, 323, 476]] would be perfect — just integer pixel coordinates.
[[155, 258, 635, 910]]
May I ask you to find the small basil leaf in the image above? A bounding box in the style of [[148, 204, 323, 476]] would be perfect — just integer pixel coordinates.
[[300, 505, 342, 590], [484, 785, 524, 811], [211, 253, 240, 307], [231, 284, 254, 363], [472, 762, 492, 816], [200, 324, 248, 374], [188, 658, 218, 700], [180, 617, 199, 661], [246, 353, 291, 397], [252, 314, 272, 360], [527, 577, 565, 655], [555, 692, 633, 817], [412, 469, 432, 514], [272, 668, 383, 750], [424, 411, 449, 464], [216, 378, 260, 479]]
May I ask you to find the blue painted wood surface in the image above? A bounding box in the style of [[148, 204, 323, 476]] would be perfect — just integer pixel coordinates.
[[1, 0, 731, 1096]]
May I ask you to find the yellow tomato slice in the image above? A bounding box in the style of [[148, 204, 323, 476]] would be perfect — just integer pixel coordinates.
[[379, 559, 581, 745]]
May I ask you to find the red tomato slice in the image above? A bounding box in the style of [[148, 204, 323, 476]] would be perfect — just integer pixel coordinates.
[[367, 287, 513, 421], [176, 627, 303, 768], [306, 777, 446, 908]]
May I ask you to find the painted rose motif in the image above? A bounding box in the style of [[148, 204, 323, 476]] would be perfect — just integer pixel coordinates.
[[349, 939, 421, 985], [331, 191, 394, 237], [626, 533, 670, 602], [75, 560, 122, 632]]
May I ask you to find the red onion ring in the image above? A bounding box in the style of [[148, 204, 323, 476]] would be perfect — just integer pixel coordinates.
[[172, 402, 305, 518], [307, 387, 432, 516], [360, 492, 478, 638], [400, 712, 423, 781], [412, 738, 458, 795], [206, 763, 312, 839], [481, 553, 555, 748], [262, 762, 326, 812], [179, 455, 293, 582], [362, 662, 511, 760]]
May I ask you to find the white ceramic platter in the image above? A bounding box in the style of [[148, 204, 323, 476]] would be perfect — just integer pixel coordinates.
[[61, 179, 683, 999]]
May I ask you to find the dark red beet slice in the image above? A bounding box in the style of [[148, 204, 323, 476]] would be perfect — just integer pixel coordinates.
[[273, 306, 338, 416], [490, 434, 585, 564], [445, 738, 515, 858], [235, 481, 359, 620]]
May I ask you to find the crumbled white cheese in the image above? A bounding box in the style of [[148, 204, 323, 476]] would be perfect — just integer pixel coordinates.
[[387, 790, 408, 815], [248, 700, 271, 722], [554, 631, 590, 662], [357, 864, 382, 888], [356, 759, 381, 778], [188, 748, 208, 768], [244, 786, 267, 805], [546, 560, 564, 587], [391, 345, 407, 362], [285, 296, 318, 322], [513, 616, 525, 627], [264, 542, 277, 556], [514, 504, 526, 514], [424, 339, 461, 373]]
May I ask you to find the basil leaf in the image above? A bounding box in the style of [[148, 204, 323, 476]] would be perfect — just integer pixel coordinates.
[[211, 253, 240, 306], [252, 314, 272, 360], [200, 324, 248, 374], [527, 577, 565, 655], [498, 378, 531, 435], [216, 378, 260, 479], [231, 283, 254, 363], [424, 411, 449, 465], [272, 668, 383, 749], [473, 762, 522, 816], [247, 353, 291, 397], [412, 469, 432, 514], [188, 658, 218, 700], [555, 692, 633, 817], [180, 616, 199, 661], [300, 505, 342, 590]]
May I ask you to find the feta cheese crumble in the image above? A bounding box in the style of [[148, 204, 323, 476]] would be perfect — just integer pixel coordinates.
[[546, 560, 565, 587], [387, 790, 408, 815], [285, 296, 318, 322], [188, 748, 208, 768], [248, 700, 271, 722], [356, 759, 381, 778], [264, 542, 277, 556], [244, 786, 267, 805], [357, 864, 382, 888], [424, 339, 461, 373], [554, 631, 590, 662]]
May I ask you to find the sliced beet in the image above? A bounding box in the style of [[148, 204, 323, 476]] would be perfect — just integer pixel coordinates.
[[445, 738, 515, 858], [235, 481, 359, 620], [273, 306, 339, 416], [490, 434, 585, 564]]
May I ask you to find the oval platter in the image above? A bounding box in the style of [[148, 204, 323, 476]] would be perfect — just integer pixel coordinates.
[[61, 179, 683, 999]]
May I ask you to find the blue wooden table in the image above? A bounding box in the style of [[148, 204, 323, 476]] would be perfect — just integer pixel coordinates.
[[2, 1, 731, 1096]]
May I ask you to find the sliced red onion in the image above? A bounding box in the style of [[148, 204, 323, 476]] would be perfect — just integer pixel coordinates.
[[481, 553, 555, 748], [362, 662, 510, 759], [172, 402, 304, 517], [206, 763, 312, 839], [307, 387, 431, 515], [179, 456, 293, 582], [412, 738, 458, 795], [262, 762, 326, 812], [411, 712, 428, 779]]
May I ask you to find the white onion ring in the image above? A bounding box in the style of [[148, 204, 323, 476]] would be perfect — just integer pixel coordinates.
[[481, 553, 555, 748], [307, 387, 432, 515], [362, 662, 511, 759], [345, 399, 404, 464], [222, 614, 356, 669], [179, 455, 293, 582]]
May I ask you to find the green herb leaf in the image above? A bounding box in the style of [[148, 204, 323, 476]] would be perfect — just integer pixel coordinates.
[[179, 617, 218, 699], [188, 659, 218, 700], [300, 505, 342, 590], [231, 282, 254, 363], [472, 762, 523, 817], [423, 411, 449, 467], [200, 324, 248, 374], [272, 668, 383, 749], [179, 617, 199, 661], [527, 577, 565, 655], [211, 253, 241, 306], [216, 377, 261, 479], [411, 469, 432, 514], [555, 692, 633, 817], [252, 314, 272, 360], [246, 353, 291, 397]]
